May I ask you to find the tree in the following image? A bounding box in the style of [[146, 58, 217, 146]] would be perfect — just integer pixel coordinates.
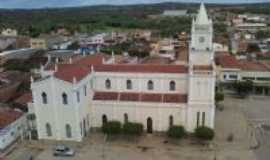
[[28, 26, 41, 38], [247, 43, 260, 53], [102, 121, 122, 135], [195, 126, 214, 141], [214, 23, 227, 35], [215, 92, 224, 104], [233, 80, 253, 97], [167, 125, 186, 139], [122, 122, 143, 136]]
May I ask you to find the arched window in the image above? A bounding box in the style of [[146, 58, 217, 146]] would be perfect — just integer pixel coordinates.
[[90, 79, 93, 89], [105, 79, 111, 89], [169, 115, 173, 127], [84, 85, 87, 96], [76, 91, 80, 103], [45, 123, 52, 137], [87, 114, 90, 128], [126, 80, 132, 90], [65, 124, 72, 138], [202, 112, 206, 126], [62, 93, 68, 105], [196, 112, 200, 128], [124, 113, 128, 123], [147, 80, 154, 90], [41, 92, 47, 104], [102, 114, 107, 126], [169, 81, 176, 91]]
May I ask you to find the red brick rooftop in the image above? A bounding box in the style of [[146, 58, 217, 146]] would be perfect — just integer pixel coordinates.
[[45, 53, 188, 83], [94, 64, 188, 74], [193, 65, 213, 71], [54, 64, 91, 83], [93, 91, 187, 103], [0, 108, 23, 129], [14, 92, 32, 105], [238, 60, 270, 71], [216, 53, 270, 72], [215, 54, 241, 69]]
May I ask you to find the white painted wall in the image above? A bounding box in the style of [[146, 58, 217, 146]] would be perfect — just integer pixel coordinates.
[[94, 72, 188, 94], [0, 114, 27, 150], [92, 101, 187, 132], [32, 76, 91, 141]]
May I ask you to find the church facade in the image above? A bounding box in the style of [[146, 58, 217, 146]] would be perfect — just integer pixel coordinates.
[[31, 3, 216, 142]]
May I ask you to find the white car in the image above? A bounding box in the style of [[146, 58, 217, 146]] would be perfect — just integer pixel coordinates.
[[53, 145, 75, 157]]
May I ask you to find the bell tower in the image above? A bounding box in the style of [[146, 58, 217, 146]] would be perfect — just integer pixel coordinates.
[[186, 3, 216, 132], [190, 3, 214, 65]]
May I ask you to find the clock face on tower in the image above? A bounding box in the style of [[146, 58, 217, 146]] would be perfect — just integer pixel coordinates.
[[199, 36, 205, 43]]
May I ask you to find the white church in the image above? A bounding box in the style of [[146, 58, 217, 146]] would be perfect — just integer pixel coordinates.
[[31, 3, 216, 142]]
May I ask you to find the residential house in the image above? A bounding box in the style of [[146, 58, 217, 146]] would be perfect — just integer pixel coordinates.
[[0, 108, 26, 150], [1, 29, 18, 37], [216, 53, 270, 95]]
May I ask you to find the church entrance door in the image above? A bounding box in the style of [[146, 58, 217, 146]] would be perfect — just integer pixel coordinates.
[[147, 117, 153, 134]]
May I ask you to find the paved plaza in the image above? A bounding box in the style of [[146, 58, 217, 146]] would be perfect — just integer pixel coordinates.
[[6, 96, 265, 160]]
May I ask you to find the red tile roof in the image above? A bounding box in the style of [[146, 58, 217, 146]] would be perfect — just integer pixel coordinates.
[[140, 57, 171, 64], [94, 64, 187, 74], [45, 54, 187, 83], [193, 65, 213, 71], [54, 64, 91, 82], [74, 53, 107, 66], [238, 60, 270, 71], [215, 54, 241, 69], [14, 93, 32, 105], [0, 109, 23, 129], [93, 91, 187, 104]]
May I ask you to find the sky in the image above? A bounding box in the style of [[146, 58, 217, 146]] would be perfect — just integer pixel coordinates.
[[0, 0, 269, 9]]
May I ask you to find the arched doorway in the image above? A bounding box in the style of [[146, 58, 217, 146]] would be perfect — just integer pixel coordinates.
[[147, 117, 153, 134], [102, 114, 107, 126], [83, 118, 87, 136]]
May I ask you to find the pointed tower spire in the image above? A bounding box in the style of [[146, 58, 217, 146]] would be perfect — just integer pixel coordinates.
[[196, 2, 209, 25]]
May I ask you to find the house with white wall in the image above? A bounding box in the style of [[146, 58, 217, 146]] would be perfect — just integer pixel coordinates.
[[0, 108, 26, 150]]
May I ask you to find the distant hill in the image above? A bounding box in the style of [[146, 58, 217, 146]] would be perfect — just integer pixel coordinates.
[[0, 1, 270, 11]]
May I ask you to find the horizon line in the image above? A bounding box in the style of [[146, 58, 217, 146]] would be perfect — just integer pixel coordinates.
[[0, 1, 269, 10]]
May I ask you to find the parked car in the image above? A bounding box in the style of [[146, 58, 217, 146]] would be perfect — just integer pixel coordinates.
[[53, 145, 75, 157]]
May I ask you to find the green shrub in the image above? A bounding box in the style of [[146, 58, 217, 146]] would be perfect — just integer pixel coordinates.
[[233, 80, 253, 97], [167, 125, 186, 139], [123, 122, 143, 136], [215, 92, 224, 103], [102, 121, 122, 135], [195, 126, 215, 140]]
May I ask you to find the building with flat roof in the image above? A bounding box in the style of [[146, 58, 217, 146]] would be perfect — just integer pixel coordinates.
[[216, 53, 270, 95]]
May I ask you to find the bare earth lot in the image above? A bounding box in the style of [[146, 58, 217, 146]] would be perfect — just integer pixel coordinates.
[[7, 96, 264, 160]]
